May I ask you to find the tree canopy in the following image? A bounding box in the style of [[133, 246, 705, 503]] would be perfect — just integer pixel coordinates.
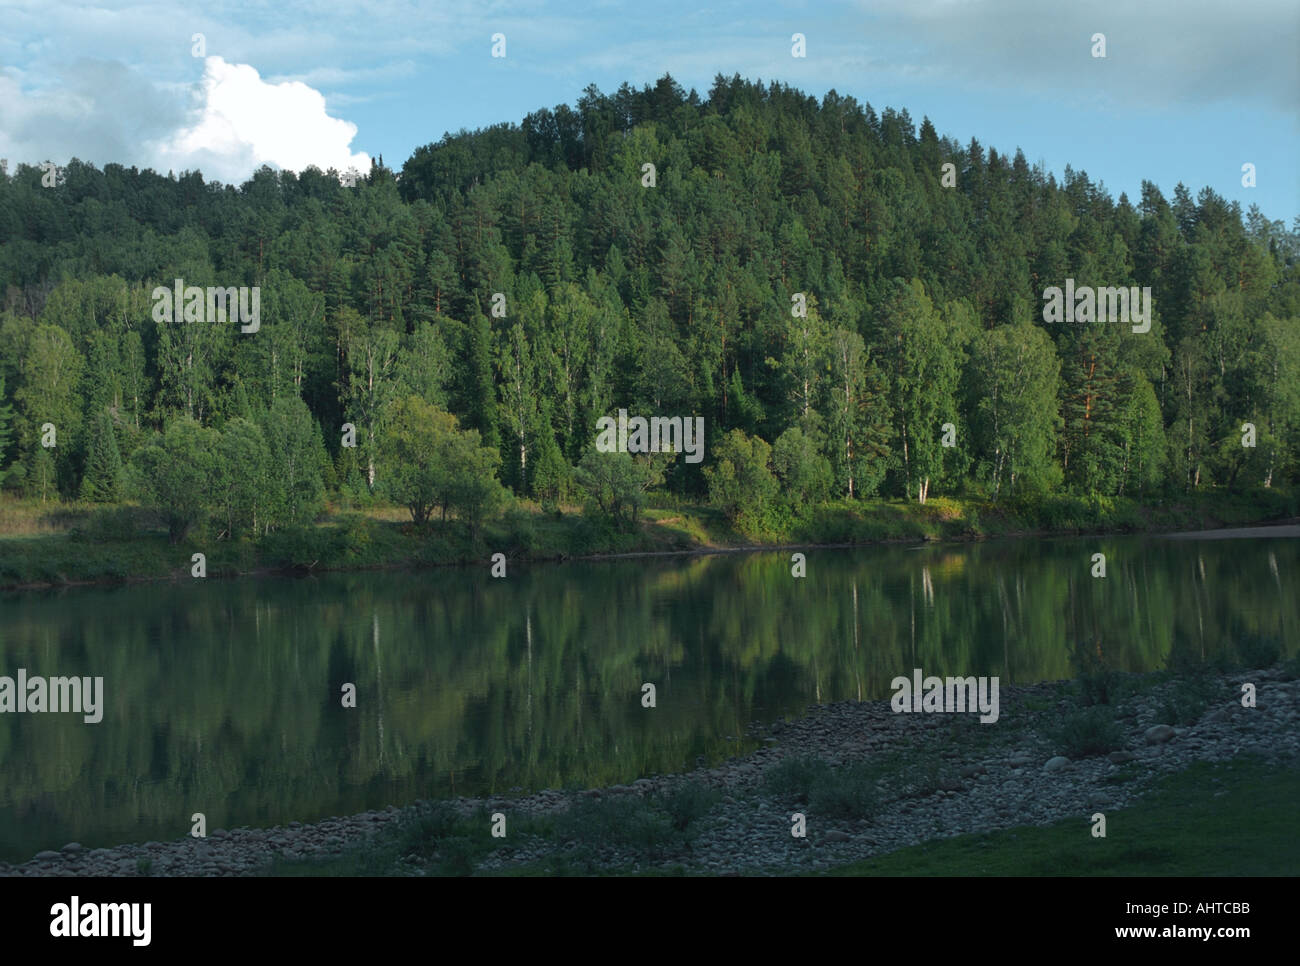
[[1, 74, 1296, 533]]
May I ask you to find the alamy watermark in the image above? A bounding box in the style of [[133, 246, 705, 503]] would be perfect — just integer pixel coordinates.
[[1042, 279, 1151, 333], [595, 409, 704, 464], [890, 668, 1000, 723], [50, 897, 150, 946], [151, 278, 260, 332], [0, 669, 103, 723]]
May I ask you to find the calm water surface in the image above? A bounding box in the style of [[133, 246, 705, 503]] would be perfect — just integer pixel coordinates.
[[1, 532, 1295, 860]]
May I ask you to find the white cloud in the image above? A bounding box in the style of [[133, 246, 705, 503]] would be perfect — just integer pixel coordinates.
[[153, 56, 370, 182], [0, 53, 370, 184], [0, 60, 182, 167], [847, 0, 1299, 113]]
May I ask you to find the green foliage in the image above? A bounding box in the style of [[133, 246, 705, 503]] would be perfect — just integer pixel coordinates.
[[79, 409, 124, 503], [379, 395, 458, 525], [557, 795, 675, 855], [872, 279, 966, 501], [0, 375, 14, 482], [16, 324, 84, 455], [1234, 634, 1282, 669], [574, 449, 665, 531], [261, 396, 326, 526], [502, 503, 538, 552], [1153, 690, 1203, 727], [1154, 668, 1221, 726], [443, 427, 510, 540], [215, 417, 275, 539], [890, 753, 963, 800], [529, 418, 571, 513], [763, 755, 832, 801], [808, 763, 879, 820], [1069, 638, 1123, 706], [662, 782, 722, 837], [763, 756, 877, 819], [1053, 708, 1124, 758], [378, 803, 497, 877], [1121, 373, 1167, 496], [464, 312, 500, 453], [395, 802, 460, 855], [772, 425, 833, 510], [0, 75, 1297, 527], [379, 394, 508, 536], [969, 320, 1062, 499], [705, 429, 777, 533], [258, 524, 333, 568], [338, 513, 373, 559], [80, 505, 152, 542], [825, 327, 892, 500], [132, 418, 220, 543], [25, 448, 57, 502]]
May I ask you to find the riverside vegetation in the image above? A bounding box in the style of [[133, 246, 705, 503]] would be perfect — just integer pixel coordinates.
[[1, 75, 1298, 582], [2, 486, 1297, 588]]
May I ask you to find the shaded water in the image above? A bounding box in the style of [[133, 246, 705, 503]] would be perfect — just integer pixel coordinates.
[[0, 531, 1295, 861]]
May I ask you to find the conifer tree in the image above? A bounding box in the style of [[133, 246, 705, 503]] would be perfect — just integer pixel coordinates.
[[80, 408, 123, 502]]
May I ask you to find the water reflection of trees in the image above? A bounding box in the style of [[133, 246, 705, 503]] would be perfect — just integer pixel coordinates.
[[0, 537, 1293, 856]]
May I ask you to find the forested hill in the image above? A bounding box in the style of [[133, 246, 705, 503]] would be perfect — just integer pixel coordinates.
[[1, 73, 1297, 528]]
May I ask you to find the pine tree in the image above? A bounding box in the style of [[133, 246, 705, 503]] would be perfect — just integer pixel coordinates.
[[80, 408, 123, 502], [0, 375, 14, 483], [465, 310, 501, 453]]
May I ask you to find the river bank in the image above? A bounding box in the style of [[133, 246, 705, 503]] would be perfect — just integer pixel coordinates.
[[4, 658, 1295, 877], [2, 489, 1296, 592]]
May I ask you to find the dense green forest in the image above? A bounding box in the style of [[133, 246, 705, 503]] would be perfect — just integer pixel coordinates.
[[1, 74, 1297, 544]]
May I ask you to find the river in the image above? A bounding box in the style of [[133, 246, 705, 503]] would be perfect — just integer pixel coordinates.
[[0, 529, 1295, 861]]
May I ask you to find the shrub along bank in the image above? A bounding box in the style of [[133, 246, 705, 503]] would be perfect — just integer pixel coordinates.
[[1, 487, 1295, 589]]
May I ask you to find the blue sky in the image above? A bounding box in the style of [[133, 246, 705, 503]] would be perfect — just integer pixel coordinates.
[[1, 0, 1296, 222]]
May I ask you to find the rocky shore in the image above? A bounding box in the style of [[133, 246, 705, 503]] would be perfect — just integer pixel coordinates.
[[4, 663, 1296, 877]]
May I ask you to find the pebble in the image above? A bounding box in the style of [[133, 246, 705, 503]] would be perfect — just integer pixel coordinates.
[[1144, 724, 1177, 745]]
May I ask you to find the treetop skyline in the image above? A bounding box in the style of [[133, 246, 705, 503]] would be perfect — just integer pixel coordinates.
[[1, 0, 1295, 220]]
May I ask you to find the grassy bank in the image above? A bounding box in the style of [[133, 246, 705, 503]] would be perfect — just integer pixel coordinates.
[[1, 487, 1296, 590], [822, 756, 1299, 876]]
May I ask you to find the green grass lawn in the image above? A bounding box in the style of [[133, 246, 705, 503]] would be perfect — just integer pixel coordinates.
[[823, 756, 1299, 876]]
